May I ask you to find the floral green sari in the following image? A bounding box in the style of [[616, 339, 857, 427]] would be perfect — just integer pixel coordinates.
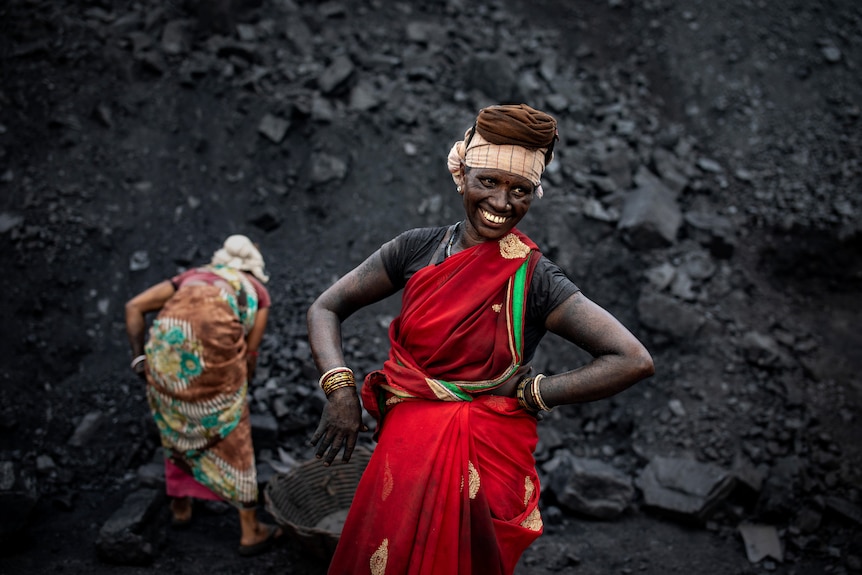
[[144, 265, 259, 506]]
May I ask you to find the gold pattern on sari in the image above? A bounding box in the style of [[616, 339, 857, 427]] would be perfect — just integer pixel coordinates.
[[382, 455, 393, 502], [520, 507, 543, 532], [484, 396, 509, 411], [468, 460, 480, 499], [499, 233, 531, 259], [492, 303, 502, 313], [520, 476, 542, 531], [370, 538, 389, 575]]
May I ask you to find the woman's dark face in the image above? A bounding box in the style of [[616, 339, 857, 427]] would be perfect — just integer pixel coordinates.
[[459, 165, 534, 247]]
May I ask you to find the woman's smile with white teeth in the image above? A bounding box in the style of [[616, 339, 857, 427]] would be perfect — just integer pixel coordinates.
[[481, 209, 508, 224]]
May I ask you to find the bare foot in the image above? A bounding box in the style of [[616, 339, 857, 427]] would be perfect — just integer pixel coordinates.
[[170, 497, 192, 525], [239, 522, 282, 548]]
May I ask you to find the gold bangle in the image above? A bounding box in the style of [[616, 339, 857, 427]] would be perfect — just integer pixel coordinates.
[[322, 372, 354, 389], [323, 381, 356, 396], [531, 374, 552, 412], [321, 369, 356, 396], [323, 380, 356, 396], [516, 377, 537, 413], [319, 366, 353, 388]]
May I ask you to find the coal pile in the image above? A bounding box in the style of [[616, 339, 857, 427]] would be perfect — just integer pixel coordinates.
[[1, 0, 860, 574]]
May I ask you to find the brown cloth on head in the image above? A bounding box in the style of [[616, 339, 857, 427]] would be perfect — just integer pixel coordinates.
[[474, 104, 557, 149]]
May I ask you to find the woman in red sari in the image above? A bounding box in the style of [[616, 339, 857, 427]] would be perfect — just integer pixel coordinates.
[[307, 105, 655, 574]]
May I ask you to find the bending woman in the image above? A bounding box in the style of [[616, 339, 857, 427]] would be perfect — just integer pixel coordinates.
[[307, 104, 655, 574], [125, 234, 281, 557]]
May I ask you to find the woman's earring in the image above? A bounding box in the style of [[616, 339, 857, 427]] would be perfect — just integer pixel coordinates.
[[457, 186, 462, 193]]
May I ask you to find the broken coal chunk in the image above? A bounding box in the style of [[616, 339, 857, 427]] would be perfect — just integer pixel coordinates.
[[68, 411, 105, 447], [636, 455, 736, 522], [249, 211, 281, 232], [738, 523, 783, 564], [95, 488, 166, 566], [129, 250, 151, 272], [258, 113, 290, 144]]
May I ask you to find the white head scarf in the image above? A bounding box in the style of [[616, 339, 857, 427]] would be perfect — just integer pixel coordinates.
[[210, 234, 269, 283], [447, 129, 552, 198]]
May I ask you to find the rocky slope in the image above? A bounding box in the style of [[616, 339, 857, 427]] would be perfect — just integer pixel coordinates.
[[1, 0, 860, 573]]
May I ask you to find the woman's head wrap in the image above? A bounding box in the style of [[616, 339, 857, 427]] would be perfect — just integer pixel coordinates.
[[211, 234, 269, 283], [448, 104, 558, 198]]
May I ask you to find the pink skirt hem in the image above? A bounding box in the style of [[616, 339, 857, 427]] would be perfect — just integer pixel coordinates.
[[164, 458, 222, 501]]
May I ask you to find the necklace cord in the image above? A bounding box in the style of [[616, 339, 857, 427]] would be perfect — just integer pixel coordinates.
[[445, 222, 461, 258]]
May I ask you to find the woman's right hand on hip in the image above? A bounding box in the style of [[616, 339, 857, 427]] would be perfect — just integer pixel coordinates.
[[309, 387, 366, 466]]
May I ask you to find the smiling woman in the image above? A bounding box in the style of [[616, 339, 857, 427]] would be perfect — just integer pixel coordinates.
[[455, 166, 535, 249], [306, 103, 654, 575]]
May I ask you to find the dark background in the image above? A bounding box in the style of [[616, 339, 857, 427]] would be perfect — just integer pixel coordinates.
[[1, 0, 860, 573]]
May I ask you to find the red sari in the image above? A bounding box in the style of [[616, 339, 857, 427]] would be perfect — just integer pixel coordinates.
[[330, 230, 544, 575]]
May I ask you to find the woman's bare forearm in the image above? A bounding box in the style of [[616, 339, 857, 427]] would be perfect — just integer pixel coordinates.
[[307, 305, 349, 372], [536, 349, 654, 408], [540, 291, 655, 408]]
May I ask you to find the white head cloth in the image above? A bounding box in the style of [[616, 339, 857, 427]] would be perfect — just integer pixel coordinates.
[[447, 129, 551, 198], [210, 234, 269, 283]]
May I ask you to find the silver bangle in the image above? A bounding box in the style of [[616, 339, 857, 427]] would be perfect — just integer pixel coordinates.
[[131, 354, 147, 370], [532, 374, 553, 412]]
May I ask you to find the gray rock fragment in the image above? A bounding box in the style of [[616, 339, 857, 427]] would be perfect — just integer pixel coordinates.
[[461, 53, 521, 103], [824, 496, 862, 526], [739, 523, 783, 563], [284, 19, 314, 57], [405, 21, 440, 45], [637, 291, 704, 341], [95, 488, 165, 565], [644, 262, 676, 291], [36, 454, 56, 475], [93, 102, 113, 128], [682, 250, 717, 281], [669, 269, 697, 301], [684, 211, 736, 259], [129, 250, 150, 272], [318, 55, 355, 95], [258, 113, 290, 144], [740, 331, 793, 369], [350, 79, 383, 112], [696, 157, 723, 173], [68, 411, 104, 447], [0, 212, 23, 234], [618, 180, 682, 249], [757, 457, 801, 518], [651, 148, 689, 196], [236, 23, 257, 42], [137, 462, 165, 488], [161, 20, 190, 55], [546, 453, 634, 520], [636, 456, 736, 521], [310, 153, 348, 185], [820, 44, 842, 63], [593, 139, 633, 191]]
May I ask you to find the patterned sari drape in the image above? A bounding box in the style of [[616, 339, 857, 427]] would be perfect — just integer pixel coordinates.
[[144, 266, 259, 507]]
